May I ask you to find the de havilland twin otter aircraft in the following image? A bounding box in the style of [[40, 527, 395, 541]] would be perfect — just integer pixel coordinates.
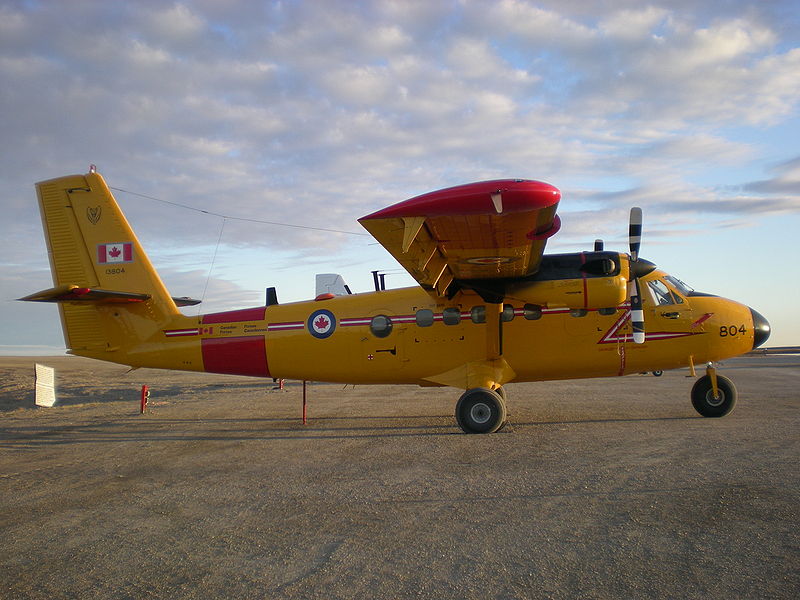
[[22, 168, 770, 433]]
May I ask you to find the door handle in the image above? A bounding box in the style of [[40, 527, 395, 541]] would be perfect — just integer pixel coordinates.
[[661, 312, 679, 319]]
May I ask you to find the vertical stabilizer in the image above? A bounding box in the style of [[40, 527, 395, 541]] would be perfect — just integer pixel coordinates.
[[35, 169, 180, 357]]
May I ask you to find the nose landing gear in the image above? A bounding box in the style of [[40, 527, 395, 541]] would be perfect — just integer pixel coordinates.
[[691, 363, 737, 417]]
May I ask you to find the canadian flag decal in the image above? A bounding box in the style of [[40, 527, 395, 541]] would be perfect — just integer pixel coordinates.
[[98, 242, 133, 264]]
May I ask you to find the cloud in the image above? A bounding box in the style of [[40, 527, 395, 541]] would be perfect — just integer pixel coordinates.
[[145, 3, 206, 42], [599, 6, 670, 41], [743, 155, 800, 194], [1, 0, 799, 313]]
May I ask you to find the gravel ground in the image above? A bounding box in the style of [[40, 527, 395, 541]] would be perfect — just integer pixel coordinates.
[[1, 355, 798, 599]]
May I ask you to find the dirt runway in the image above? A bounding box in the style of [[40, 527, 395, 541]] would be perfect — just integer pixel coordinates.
[[1, 355, 798, 599]]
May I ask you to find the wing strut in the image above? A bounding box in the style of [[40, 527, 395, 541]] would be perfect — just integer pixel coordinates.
[[486, 302, 503, 360]]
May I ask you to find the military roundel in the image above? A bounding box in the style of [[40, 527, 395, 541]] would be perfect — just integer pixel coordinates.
[[308, 309, 336, 339]]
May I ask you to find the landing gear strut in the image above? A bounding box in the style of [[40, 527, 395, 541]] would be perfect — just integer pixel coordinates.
[[691, 364, 737, 417], [455, 387, 507, 434]]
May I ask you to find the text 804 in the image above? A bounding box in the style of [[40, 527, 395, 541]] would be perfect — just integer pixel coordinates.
[[719, 325, 746, 337]]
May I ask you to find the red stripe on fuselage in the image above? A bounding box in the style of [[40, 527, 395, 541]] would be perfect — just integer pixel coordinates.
[[201, 336, 270, 377], [202, 307, 267, 324]]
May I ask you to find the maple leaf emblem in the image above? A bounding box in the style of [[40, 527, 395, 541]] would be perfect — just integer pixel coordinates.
[[314, 315, 329, 330], [109, 246, 121, 258]]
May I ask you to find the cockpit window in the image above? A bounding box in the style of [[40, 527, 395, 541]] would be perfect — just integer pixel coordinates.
[[664, 275, 694, 296], [647, 279, 676, 306]]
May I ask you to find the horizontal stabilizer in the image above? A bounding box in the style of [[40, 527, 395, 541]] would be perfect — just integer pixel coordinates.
[[172, 296, 202, 307], [19, 285, 151, 304], [20, 285, 201, 306]]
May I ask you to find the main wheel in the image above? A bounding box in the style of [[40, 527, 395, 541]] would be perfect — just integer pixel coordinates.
[[455, 388, 507, 434], [493, 387, 509, 431], [691, 374, 737, 417]]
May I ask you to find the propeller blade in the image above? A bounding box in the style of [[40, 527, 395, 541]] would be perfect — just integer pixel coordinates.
[[629, 278, 646, 344], [628, 207, 645, 343], [629, 207, 642, 261]]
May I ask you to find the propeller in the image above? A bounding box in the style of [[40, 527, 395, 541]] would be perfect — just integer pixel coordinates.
[[628, 207, 646, 344]]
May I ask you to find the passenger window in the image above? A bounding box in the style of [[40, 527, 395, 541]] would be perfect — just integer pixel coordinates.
[[647, 280, 675, 306], [502, 304, 515, 322], [470, 306, 485, 324], [442, 308, 461, 325], [370, 315, 393, 338], [523, 304, 542, 320], [570, 308, 588, 317], [416, 309, 434, 327], [598, 307, 617, 316]]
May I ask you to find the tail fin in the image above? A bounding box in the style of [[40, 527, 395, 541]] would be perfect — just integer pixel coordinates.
[[26, 169, 180, 358]]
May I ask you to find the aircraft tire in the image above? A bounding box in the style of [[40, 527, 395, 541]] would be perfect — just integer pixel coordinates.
[[652, 370, 663, 377], [455, 388, 507, 434], [494, 387, 508, 431], [691, 374, 737, 418]]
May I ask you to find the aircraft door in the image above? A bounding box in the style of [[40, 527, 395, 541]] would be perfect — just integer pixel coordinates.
[[646, 278, 693, 331]]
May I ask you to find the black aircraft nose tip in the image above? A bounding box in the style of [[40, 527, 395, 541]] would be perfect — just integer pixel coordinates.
[[750, 308, 771, 349]]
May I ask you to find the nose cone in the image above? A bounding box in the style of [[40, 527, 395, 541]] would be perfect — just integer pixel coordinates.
[[750, 308, 770, 349]]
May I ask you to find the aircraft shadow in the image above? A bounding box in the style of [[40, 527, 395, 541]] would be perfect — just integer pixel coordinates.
[[512, 415, 697, 427], [1, 414, 700, 448]]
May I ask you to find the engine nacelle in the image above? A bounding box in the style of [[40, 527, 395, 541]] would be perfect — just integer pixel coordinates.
[[510, 252, 630, 310]]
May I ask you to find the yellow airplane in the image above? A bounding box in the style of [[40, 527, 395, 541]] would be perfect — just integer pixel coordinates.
[[22, 168, 770, 433]]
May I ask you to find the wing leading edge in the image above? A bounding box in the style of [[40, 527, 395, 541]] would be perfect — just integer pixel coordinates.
[[358, 179, 561, 297]]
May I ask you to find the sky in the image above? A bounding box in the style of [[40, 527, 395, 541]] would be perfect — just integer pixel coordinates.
[[1, 0, 799, 354]]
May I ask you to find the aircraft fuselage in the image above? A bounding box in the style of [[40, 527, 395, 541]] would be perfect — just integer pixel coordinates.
[[77, 267, 759, 388]]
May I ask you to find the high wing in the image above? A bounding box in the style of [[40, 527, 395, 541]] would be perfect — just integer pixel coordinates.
[[358, 179, 561, 298]]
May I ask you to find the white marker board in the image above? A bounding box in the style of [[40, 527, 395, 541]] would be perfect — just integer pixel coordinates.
[[35, 363, 57, 407]]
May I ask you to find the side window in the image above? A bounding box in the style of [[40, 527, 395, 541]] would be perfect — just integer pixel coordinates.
[[570, 308, 588, 317], [370, 315, 393, 338], [598, 307, 617, 316], [442, 308, 461, 325], [647, 280, 675, 306], [502, 304, 515, 322], [416, 309, 434, 327], [523, 304, 542, 320]]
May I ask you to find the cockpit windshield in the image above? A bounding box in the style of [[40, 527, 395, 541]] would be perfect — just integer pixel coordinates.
[[664, 275, 694, 296], [648, 279, 676, 305]]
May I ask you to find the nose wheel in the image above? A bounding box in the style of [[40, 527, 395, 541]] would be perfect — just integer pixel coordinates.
[[691, 366, 737, 417], [455, 387, 507, 433]]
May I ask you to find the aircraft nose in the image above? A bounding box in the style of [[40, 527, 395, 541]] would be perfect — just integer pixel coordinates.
[[750, 308, 770, 349]]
